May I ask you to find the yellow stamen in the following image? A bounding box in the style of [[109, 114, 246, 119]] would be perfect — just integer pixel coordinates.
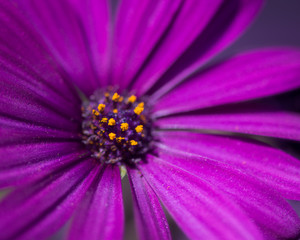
[[130, 140, 138, 146], [120, 123, 129, 131], [92, 109, 100, 116], [101, 117, 108, 123], [137, 102, 144, 108], [112, 92, 120, 101], [135, 125, 143, 133], [108, 118, 116, 126], [109, 132, 116, 140], [113, 109, 118, 114], [118, 96, 124, 102], [105, 92, 110, 98], [116, 137, 125, 143], [134, 103, 144, 115], [97, 104, 105, 112], [128, 95, 137, 103]]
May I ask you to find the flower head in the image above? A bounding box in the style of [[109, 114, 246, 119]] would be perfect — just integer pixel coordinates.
[[1, 1, 300, 240]]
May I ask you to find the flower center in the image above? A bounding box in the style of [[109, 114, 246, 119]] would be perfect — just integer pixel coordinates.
[[81, 87, 153, 165]]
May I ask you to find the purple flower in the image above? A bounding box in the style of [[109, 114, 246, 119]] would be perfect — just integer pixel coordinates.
[[1, 0, 300, 239]]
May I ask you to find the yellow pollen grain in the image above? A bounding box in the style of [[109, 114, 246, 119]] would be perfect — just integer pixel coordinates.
[[116, 137, 125, 143], [118, 96, 124, 102], [130, 140, 138, 146], [105, 92, 110, 98], [138, 102, 144, 108], [97, 104, 105, 112], [92, 109, 100, 116], [134, 105, 144, 115], [128, 95, 137, 103], [101, 117, 108, 123], [112, 92, 120, 101], [109, 132, 116, 140], [135, 125, 143, 133], [108, 118, 116, 126], [113, 109, 118, 114], [120, 123, 129, 131]]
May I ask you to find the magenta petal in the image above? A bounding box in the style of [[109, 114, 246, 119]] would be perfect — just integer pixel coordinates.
[[0, 1, 78, 101], [130, 0, 223, 95], [14, 0, 111, 95], [0, 141, 87, 188], [0, 117, 80, 146], [133, 0, 263, 97], [139, 156, 263, 240], [0, 2, 81, 129], [110, 0, 182, 89], [156, 110, 300, 141], [0, 160, 97, 240], [68, 165, 124, 240], [154, 144, 300, 239], [128, 167, 171, 240], [70, 0, 112, 87], [153, 48, 300, 117], [155, 131, 300, 200]]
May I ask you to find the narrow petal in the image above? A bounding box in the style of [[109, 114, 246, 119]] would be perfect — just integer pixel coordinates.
[[153, 144, 300, 239], [0, 160, 97, 240], [153, 49, 300, 117], [70, 0, 113, 87], [130, 0, 223, 95], [110, 0, 182, 89], [155, 131, 300, 200], [0, 1, 79, 102], [14, 0, 112, 95], [139, 156, 263, 240], [0, 1, 82, 131], [0, 141, 87, 188], [0, 117, 80, 146], [68, 165, 123, 240], [133, 0, 263, 97], [128, 167, 171, 240], [156, 110, 300, 141]]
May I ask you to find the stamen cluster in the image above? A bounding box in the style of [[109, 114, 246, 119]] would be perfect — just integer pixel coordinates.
[[81, 88, 153, 165]]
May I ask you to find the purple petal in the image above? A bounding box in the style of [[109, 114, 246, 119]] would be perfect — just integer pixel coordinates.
[[155, 131, 300, 200], [154, 143, 300, 239], [0, 141, 87, 188], [110, 0, 182, 89], [128, 167, 171, 240], [0, 160, 97, 240], [133, 0, 263, 97], [0, 117, 80, 146], [68, 165, 123, 240], [130, 0, 223, 95], [156, 110, 300, 141], [153, 48, 300, 117], [70, 0, 113, 88], [14, 0, 112, 95], [0, 1, 82, 130], [0, 1, 79, 100], [139, 156, 263, 240]]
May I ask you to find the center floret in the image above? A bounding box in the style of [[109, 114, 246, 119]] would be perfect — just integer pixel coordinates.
[[81, 88, 153, 165]]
